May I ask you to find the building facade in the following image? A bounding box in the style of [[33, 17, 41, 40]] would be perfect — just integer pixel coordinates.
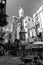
[[33, 4, 43, 33], [23, 16, 36, 39]]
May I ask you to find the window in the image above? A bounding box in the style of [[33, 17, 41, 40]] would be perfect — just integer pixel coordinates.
[[28, 18, 30, 21], [32, 19, 33, 22], [25, 25, 27, 28]]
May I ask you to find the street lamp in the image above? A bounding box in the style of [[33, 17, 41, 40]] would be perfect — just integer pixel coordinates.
[[2, 0, 5, 4]]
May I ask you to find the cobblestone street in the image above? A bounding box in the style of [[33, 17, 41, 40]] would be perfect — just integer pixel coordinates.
[[0, 55, 22, 65]]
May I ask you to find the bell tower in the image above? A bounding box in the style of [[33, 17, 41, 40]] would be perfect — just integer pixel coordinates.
[[19, 0, 26, 41]]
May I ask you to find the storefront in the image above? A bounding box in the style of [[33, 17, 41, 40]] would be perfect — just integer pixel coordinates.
[[30, 28, 36, 38]]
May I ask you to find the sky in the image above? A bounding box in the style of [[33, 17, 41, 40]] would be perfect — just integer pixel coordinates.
[[6, 0, 43, 23]]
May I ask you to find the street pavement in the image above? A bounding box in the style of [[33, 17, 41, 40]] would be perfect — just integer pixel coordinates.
[[0, 55, 23, 65]]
